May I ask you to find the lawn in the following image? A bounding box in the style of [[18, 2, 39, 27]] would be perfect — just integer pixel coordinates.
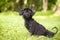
[[0, 11, 60, 40]]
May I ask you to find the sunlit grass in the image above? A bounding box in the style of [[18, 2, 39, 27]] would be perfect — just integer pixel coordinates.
[[0, 11, 60, 40], [34, 10, 54, 16]]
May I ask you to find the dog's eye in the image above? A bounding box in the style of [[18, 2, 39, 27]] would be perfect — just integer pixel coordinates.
[[28, 10, 31, 13]]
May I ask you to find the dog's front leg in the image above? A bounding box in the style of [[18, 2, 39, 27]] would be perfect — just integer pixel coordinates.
[[29, 27, 34, 36]]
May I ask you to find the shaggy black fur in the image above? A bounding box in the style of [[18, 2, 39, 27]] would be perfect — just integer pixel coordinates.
[[19, 8, 58, 38]]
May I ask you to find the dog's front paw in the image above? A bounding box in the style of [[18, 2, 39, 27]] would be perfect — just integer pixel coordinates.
[[30, 33, 33, 36]]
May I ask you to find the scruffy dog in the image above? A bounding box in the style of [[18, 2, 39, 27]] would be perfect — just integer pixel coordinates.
[[19, 8, 58, 38]]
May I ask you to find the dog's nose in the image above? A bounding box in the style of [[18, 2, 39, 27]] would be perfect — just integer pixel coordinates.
[[23, 13, 30, 18], [23, 13, 28, 16]]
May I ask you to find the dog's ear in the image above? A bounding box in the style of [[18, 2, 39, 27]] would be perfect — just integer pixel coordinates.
[[31, 9, 35, 16], [19, 9, 24, 15]]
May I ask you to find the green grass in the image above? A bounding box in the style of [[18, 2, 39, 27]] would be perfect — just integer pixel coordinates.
[[0, 11, 60, 40], [34, 10, 54, 16]]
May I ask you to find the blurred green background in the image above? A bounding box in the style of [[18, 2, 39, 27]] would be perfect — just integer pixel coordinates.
[[0, 0, 60, 40]]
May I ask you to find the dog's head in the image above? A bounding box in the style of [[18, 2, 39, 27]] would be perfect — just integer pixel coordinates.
[[19, 8, 35, 18]]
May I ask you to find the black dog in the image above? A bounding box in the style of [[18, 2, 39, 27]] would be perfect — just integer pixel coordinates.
[[19, 8, 58, 38]]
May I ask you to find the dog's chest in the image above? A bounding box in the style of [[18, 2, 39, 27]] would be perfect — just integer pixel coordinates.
[[25, 21, 32, 30]]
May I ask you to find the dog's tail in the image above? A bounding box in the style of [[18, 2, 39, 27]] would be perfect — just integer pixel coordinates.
[[52, 27, 58, 34]]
